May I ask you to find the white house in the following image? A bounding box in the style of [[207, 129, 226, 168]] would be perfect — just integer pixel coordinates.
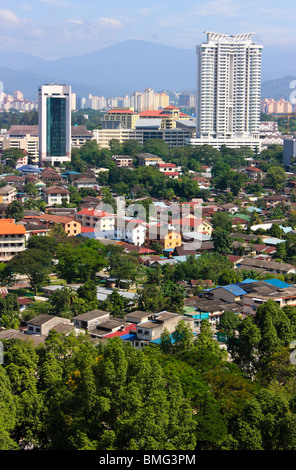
[[115, 217, 147, 246], [43, 186, 70, 206]]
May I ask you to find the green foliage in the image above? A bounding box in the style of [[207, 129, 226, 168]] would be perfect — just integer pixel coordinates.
[[6, 200, 24, 222], [265, 166, 286, 192], [7, 249, 52, 295], [212, 227, 233, 254], [55, 242, 108, 283], [211, 211, 232, 232]]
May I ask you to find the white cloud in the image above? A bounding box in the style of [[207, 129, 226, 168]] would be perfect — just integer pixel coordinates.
[[94, 17, 126, 30], [195, 0, 242, 17], [139, 7, 159, 16], [39, 0, 73, 6], [64, 19, 84, 25], [0, 9, 19, 24]]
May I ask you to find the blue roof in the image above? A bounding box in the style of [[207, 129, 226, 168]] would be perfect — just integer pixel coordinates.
[[263, 237, 283, 245], [121, 333, 137, 341], [280, 226, 293, 234], [264, 279, 292, 289], [221, 284, 247, 296], [246, 206, 262, 213], [240, 278, 258, 284], [61, 171, 80, 176], [17, 164, 41, 172]]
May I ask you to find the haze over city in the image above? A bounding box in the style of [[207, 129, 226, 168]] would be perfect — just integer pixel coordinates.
[[0, 0, 295, 62]]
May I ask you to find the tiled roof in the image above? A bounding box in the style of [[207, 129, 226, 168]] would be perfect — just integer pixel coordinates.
[[76, 208, 114, 217], [44, 186, 70, 194], [0, 219, 26, 235], [37, 214, 78, 224]]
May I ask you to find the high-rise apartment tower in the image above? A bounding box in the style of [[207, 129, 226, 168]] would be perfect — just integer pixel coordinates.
[[190, 32, 262, 151], [38, 84, 71, 167]]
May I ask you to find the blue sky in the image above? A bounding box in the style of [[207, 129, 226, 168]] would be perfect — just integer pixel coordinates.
[[0, 0, 295, 58]]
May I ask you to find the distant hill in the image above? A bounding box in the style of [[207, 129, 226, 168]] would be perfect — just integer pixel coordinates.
[[261, 75, 296, 101], [0, 40, 295, 102], [0, 40, 196, 100]]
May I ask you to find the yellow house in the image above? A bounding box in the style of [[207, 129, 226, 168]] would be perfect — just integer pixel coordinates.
[[36, 214, 81, 236], [144, 228, 181, 251], [199, 220, 213, 236]]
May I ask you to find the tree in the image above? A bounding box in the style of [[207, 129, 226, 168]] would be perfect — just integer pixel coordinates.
[[211, 211, 232, 232], [160, 328, 173, 354], [227, 388, 296, 450], [212, 227, 233, 254], [56, 243, 108, 283], [219, 311, 240, 337], [2, 148, 25, 167], [8, 249, 52, 295], [171, 319, 194, 354], [269, 223, 283, 239], [265, 166, 286, 192], [24, 182, 38, 196], [137, 284, 165, 313], [227, 314, 261, 377], [160, 280, 185, 313], [109, 250, 141, 286], [228, 171, 248, 196], [6, 200, 24, 222], [0, 367, 18, 449], [195, 320, 226, 358], [218, 269, 242, 285], [100, 289, 130, 318]]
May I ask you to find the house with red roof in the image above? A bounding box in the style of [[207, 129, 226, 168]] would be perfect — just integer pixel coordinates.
[[75, 207, 115, 232], [244, 166, 263, 180], [157, 162, 179, 179]]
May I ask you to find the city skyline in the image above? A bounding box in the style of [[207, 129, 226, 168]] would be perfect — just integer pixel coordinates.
[[0, 0, 295, 59]]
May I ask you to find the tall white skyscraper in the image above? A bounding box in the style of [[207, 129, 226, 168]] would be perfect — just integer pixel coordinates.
[[191, 32, 262, 151], [38, 84, 71, 167]]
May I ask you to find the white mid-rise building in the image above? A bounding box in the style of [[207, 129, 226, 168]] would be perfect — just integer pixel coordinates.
[[190, 32, 262, 151]]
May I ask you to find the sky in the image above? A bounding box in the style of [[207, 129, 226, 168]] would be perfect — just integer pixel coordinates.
[[0, 0, 295, 59]]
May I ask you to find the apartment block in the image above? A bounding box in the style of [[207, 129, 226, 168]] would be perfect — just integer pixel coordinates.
[[0, 218, 26, 262], [191, 32, 262, 151]]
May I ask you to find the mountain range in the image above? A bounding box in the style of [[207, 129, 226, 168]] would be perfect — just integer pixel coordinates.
[[0, 40, 295, 102]]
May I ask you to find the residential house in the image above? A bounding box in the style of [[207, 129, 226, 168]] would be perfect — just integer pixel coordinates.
[[72, 176, 99, 190], [157, 163, 179, 179], [132, 311, 192, 348], [144, 224, 182, 251], [26, 314, 71, 335], [75, 208, 115, 235], [220, 203, 239, 215], [40, 168, 63, 184], [191, 176, 211, 188], [236, 257, 296, 275], [245, 166, 263, 180], [112, 155, 133, 167], [115, 217, 147, 246], [73, 309, 110, 331], [0, 185, 17, 204], [35, 214, 81, 236], [243, 286, 296, 316], [43, 186, 70, 206], [136, 153, 164, 166], [184, 297, 243, 327]]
